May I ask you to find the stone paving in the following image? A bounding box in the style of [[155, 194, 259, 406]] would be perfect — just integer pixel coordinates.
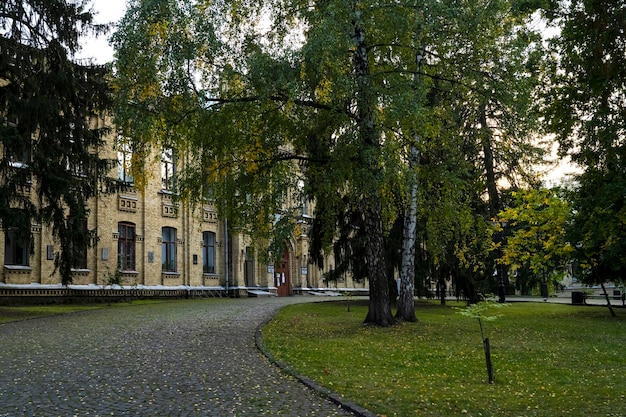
[[0, 297, 359, 417]]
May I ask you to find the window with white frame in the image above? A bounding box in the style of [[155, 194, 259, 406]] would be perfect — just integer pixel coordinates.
[[161, 147, 175, 191], [117, 138, 134, 184]]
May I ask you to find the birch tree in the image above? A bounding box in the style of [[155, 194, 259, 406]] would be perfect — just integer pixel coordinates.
[[113, 0, 544, 325]]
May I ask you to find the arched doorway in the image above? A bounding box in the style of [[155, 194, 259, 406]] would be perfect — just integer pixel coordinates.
[[275, 248, 291, 297]]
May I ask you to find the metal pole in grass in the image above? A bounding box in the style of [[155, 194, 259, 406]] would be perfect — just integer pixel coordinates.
[[455, 297, 510, 384]]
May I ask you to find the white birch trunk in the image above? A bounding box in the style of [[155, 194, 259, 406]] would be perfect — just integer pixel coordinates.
[[397, 144, 419, 322]]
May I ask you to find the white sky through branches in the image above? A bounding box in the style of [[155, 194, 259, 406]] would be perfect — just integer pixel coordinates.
[[77, 0, 127, 64]]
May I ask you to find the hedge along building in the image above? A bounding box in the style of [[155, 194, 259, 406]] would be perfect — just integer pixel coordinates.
[[0, 114, 367, 296]]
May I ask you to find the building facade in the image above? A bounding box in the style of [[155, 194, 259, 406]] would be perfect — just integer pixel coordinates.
[[0, 117, 367, 296]]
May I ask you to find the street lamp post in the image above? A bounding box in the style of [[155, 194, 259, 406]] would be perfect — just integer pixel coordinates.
[[498, 260, 506, 303]]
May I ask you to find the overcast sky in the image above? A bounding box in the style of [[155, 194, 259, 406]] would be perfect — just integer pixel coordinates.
[[77, 0, 127, 64]]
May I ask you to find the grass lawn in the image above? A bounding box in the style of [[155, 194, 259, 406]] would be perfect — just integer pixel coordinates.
[[262, 299, 626, 417]]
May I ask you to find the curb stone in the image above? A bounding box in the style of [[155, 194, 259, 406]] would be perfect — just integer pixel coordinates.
[[255, 312, 379, 417]]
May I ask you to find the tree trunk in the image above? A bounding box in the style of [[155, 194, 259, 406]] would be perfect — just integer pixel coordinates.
[[483, 337, 495, 384], [363, 199, 395, 327], [396, 145, 419, 322], [480, 102, 499, 216], [352, 1, 394, 327], [480, 102, 507, 299], [439, 274, 447, 305], [600, 282, 617, 317], [396, 151, 419, 322]]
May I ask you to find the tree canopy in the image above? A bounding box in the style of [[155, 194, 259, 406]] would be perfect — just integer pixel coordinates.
[[497, 188, 573, 295], [113, 0, 546, 325], [542, 0, 626, 287]]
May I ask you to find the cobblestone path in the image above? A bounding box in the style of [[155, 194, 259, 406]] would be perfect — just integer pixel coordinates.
[[0, 297, 358, 417]]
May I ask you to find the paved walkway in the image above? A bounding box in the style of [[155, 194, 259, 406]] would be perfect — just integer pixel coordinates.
[[0, 297, 359, 417], [505, 294, 625, 306]]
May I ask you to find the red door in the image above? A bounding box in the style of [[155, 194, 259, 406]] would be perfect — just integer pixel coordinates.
[[275, 249, 291, 297]]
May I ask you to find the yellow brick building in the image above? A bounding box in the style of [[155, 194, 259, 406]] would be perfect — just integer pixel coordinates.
[[0, 116, 367, 296]]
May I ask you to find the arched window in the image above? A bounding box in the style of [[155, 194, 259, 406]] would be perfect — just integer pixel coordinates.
[[202, 231, 216, 274], [118, 222, 136, 271]]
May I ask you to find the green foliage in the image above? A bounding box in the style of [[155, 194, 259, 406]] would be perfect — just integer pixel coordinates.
[[566, 169, 626, 286], [541, 0, 626, 286], [263, 300, 626, 416], [113, 0, 547, 323], [105, 267, 124, 288], [455, 298, 510, 323], [497, 188, 573, 294], [1, 0, 114, 284], [455, 296, 511, 341]]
